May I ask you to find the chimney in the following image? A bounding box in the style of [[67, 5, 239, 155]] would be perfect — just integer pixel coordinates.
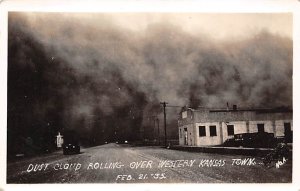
[[233, 105, 237, 110]]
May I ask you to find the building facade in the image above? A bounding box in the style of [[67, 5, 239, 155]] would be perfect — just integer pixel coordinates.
[[178, 106, 292, 146]]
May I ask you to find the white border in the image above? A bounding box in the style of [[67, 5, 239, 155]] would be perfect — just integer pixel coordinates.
[[0, 0, 299, 191]]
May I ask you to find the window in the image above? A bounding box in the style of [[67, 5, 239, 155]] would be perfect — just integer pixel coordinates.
[[257, 124, 264, 133], [209, 126, 217, 136], [283, 123, 292, 135], [199, 126, 206, 137], [284, 123, 291, 133], [227, 125, 234, 136]]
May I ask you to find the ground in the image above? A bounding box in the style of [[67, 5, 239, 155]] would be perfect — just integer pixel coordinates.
[[7, 143, 292, 183]]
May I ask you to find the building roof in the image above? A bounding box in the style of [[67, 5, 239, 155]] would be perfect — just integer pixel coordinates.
[[208, 107, 292, 113]]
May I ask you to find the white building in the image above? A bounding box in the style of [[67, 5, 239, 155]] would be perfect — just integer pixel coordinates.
[[178, 106, 292, 146]]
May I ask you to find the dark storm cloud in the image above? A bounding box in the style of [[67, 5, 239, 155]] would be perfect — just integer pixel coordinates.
[[8, 12, 292, 143]]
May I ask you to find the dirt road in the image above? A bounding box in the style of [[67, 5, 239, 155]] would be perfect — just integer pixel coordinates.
[[7, 143, 292, 183]]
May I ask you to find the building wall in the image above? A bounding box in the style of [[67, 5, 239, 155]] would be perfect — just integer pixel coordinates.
[[191, 109, 292, 124], [178, 124, 195, 146], [248, 120, 273, 133], [178, 108, 293, 146], [275, 120, 293, 137], [195, 122, 222, 146], [221, 121, 248, 142]]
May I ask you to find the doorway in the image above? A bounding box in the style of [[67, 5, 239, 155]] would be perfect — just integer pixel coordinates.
[[184, 128, 188, 145]]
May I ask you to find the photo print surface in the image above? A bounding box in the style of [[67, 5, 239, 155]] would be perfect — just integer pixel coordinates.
[[7, 12, 293, 183]]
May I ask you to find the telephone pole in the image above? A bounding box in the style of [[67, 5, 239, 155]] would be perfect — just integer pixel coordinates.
[[152, 116, 156, 141], [151, 116, 160, 145], [160, 102, 168, 146], [157, 118, 160, 145]]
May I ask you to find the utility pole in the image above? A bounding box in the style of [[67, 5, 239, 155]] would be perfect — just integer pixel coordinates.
[[160, 102, 168, 146], [143, 124, 145, 142], [157, 118, 160, 145], [152, 116, 156, 142], [151, 116, 160, 145]]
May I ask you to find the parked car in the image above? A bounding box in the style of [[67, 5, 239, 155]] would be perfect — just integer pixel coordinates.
[[62, 130, 80, 155], [63, 141, 80, 155], [223, 132, 277, 148]]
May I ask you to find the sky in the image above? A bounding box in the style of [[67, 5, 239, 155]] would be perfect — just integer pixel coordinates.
[[19, 13, 292, 39], [7, 12, 293, 143], [94, 13, 292, 39]]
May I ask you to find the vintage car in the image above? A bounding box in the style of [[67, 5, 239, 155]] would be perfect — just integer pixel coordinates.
[[63, 141, 80, 155], [62, 130, 80, 155], [223, 132, 277, 148]]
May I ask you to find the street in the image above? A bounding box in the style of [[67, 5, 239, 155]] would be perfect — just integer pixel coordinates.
[[7, 143, 292, 183]]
